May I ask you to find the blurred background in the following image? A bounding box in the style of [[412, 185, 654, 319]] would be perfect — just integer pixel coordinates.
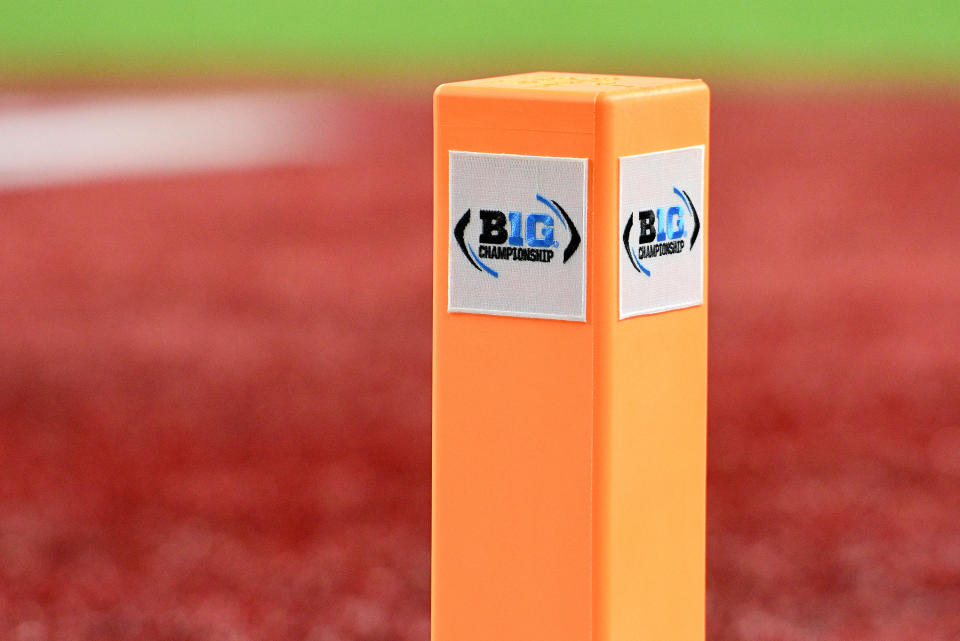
[[1, 1, 959, 639]]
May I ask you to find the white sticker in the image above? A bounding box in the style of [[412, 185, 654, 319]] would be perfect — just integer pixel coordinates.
[[619, 146, 705, 319], [448, 151, 588, 321]]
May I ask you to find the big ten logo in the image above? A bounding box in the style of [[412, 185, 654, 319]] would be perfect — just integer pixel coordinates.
[[455, 194, 581, 278], [622, 186, 700, 277], [479, 211, 557, 248]]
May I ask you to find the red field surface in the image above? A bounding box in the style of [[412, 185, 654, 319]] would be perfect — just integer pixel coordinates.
[[1, 88, 959, 640]]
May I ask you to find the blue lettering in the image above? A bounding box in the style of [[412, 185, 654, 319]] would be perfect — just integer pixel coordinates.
[[508, 211, 524, 246], [525, 213, 554, 248], [667, 205, 684, 239]]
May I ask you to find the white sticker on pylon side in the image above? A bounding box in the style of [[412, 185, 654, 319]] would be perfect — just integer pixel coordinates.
[[448, 151, 588, 321], [619, 146, 705, 319]]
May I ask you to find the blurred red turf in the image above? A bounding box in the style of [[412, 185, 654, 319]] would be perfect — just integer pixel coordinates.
[[0, 89, 959, 640]]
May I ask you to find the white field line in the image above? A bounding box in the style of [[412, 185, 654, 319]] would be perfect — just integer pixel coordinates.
[[0, 92, 341, 190]]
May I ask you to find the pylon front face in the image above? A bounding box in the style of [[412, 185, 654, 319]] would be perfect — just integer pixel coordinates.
[[433, 72, 709, 641]]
